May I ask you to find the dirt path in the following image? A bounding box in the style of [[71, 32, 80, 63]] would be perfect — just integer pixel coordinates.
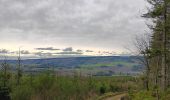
[[103, 93, 127, 100]]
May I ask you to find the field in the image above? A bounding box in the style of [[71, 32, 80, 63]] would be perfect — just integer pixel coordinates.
[[1, 56, 143, 76]]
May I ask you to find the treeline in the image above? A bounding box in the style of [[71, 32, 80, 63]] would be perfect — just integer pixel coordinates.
[[135, 0, 170, 99]]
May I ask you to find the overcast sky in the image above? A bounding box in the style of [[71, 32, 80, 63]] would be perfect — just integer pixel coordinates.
[[0, 0, 149, 58]]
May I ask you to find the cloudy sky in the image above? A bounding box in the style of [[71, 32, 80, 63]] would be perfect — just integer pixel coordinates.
[[0, 0, 149, 58]]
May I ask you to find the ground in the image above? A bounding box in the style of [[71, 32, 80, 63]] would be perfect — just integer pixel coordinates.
[[104, 93, 127, 100]]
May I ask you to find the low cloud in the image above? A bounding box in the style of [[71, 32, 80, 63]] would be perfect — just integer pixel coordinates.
[[56, 51, 83, 55], [63, 47, 73, 52], [34, 52, 42, 56], [21, 50, 30, 54], [86, 50, 94, 52], [34, 52, 53, 57], [34, 50, 83, 57], [35, 47, 60, 51], [77, 49, 83, 52], [0, 49, 9, 54]]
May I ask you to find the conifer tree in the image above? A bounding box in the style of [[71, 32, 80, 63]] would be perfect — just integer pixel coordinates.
[[144, 0, 170, 90]]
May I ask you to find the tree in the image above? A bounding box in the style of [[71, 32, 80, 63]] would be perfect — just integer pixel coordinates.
[[17, 48, 22, 85], [143, 0, 170, 91], [134, 34, 152, 91], [0, 56, 10, 87], [0, 56, 11, 100]]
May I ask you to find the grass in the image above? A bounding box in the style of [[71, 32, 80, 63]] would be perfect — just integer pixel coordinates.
[[79, 61, 139, 69]]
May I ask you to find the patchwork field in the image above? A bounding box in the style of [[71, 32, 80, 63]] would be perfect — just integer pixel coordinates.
[[0, 56, 143, 76]]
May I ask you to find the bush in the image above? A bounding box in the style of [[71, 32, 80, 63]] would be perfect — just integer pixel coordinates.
[[110, 84, 120, 92], [130, 91, 156, 100], [100, 84, 107, 94], [11, 85, 33, 100]]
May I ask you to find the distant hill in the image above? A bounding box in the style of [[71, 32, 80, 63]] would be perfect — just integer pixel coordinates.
[[0, 56, 144, 76]]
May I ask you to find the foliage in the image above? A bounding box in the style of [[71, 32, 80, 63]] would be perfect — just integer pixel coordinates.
[[0, 72, 139, 100], [130, 91, 156, 100]]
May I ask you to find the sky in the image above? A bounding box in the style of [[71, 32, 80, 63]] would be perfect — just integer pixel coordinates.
[[0, 0, 149, 59]]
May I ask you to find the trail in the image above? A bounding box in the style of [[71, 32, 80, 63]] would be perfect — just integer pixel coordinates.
[[102, 93, 127, 100]]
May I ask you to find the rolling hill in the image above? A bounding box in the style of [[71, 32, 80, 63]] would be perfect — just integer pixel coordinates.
[[0, 56, 144, 76]]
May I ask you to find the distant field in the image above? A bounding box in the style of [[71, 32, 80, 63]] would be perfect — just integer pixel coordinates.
[[0, 56, 143, 76]]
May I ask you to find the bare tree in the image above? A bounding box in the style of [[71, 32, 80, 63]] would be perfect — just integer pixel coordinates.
[[134, 33, 152, 91], [17, 47, 22, 85]]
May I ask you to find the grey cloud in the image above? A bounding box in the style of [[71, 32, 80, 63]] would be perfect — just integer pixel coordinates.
[[34, 51, 83, 57], [63, 47, 73, 52], [61, 47, 83, 55], [9, 50, 31, 55], [0, 49, 9, 54], [21, 50, 30, 54], [0, 0, 148, 51], [56, 51, 83, 55], [86, 50, 93, 52], [34, 52, 43, 56], [10, 51, 16, 54], [35, 47, 60, 51], [34, 52, 52, 57], [77, 49, 83, 52]]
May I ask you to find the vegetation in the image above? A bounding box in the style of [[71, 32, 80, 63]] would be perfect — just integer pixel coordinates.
[[0, 69, 139, 100], [142, 0, 170, 91], [129, 0, 170, 99], [1, 0, 170, 99]]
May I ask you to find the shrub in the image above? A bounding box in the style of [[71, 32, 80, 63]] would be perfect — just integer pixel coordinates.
[[11, 85, 33, 100], [100, 84, 107, 94], [130, 91, 156, 100]]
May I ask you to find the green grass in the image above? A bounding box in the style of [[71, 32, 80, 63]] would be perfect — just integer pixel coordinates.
[[79, 61, 138, 69]]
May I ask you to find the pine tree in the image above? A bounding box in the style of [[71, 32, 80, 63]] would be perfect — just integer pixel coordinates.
[[144, 0, 170, 90]]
